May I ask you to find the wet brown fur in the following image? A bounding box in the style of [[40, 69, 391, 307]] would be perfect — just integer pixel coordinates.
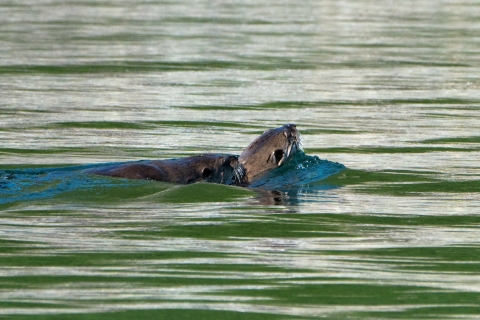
[[87, 154, 238, 184], [236, 124, 301, 185]]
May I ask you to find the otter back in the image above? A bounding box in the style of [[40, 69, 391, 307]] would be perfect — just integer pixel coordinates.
[[87, 154, 238, 185]]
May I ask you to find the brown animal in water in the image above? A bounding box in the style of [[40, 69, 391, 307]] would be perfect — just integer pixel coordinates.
[[87, 154, 238, 184], [88, 124, 301, 187]]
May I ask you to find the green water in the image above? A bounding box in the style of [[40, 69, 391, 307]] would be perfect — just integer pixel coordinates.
[[1, 0, 480, 319]]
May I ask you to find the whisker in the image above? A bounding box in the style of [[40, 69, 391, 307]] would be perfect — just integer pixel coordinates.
[[234, 164, 246, 184]]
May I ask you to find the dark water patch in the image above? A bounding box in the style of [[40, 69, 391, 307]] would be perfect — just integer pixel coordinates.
[[353, 97, 479, 106], [163, 262, 310, 274], [0, 251, 229, 268], [0, 264, 281, 289], [361, 180, 480, 196], [323, 167, 435, 186], [343, 42, 442, 49], [333, 245, 480, 274], [307, 146, 479, 153], [0, 109, 56, 115], [320, 168, 475, 196], [0, 164, 82, 170], [381, 247, 480, 273], [301, 129, 364, 135], [0, 274, 261, 290], [177, 101, 331, 110], [163, 16, 287, 26], [71, 32, 162, 42], [308, 212, 480, 228], [55, 177, 169, 204], [420, 112, 479, 119], [241, 100, 350, 111], [51, 121, 154, 130], [151, 183, 254, 204], [245, 101, 321, 110], [342, 97, 480, 106], [121, 215, 349, 240], [144, 120, 253, 130], [377, 97, 480, 106], [0, 239, 38, 254], [360, 306, 480, 320], [420, 136, 480, 144], [374, 59, 469, 68], [188, 79, 251, 88], [178, 98, 480, 111], [0, 62, 232, 74], [0, 59, 315, 75], [322, 169, 436, 187], [0, 147, 96, 155], [226, 282, 478, 308], [0, 147, 159, 158], [321, 167, 478, 196]]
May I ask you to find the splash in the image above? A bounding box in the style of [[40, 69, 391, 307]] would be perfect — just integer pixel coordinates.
[[248, 151, 346, 190]]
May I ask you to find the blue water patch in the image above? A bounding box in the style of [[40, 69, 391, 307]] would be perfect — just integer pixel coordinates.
[[0, 154, 346, 206], [0, 164, 157, 207], [249, 151, 346, 191]]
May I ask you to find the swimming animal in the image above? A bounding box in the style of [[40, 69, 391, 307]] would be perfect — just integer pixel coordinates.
[[86, 154, 238, 184], [88, 124, 302, 187]]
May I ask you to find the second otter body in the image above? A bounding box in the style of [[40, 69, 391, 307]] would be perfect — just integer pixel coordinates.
[[87, 154, 238, 184]]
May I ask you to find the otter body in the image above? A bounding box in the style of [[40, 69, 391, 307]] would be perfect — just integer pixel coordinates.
[[88, 124, 301, 187], [87, 154, 238, 185]]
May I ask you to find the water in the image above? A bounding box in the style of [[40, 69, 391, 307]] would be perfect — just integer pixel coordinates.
[[1, 0, 480, 318]]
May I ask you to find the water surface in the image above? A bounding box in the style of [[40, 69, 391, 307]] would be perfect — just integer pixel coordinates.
[[1, 0, 480, 319]]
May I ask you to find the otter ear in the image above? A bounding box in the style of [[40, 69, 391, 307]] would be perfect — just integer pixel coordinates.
[[202, 168, 212, 178], [273, 149, 284, 164]]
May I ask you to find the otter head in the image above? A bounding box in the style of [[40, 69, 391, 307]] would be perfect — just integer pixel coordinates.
[[235, 124, 302, 185]]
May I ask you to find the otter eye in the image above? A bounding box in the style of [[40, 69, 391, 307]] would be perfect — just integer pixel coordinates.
[[274, 149, 284, 164], [202, 168, 213, 178]]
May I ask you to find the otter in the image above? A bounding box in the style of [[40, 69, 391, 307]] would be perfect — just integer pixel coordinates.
[[88, 124, 301, 187], [87, 154, 238, 184], [234, 123, 302, 186]]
